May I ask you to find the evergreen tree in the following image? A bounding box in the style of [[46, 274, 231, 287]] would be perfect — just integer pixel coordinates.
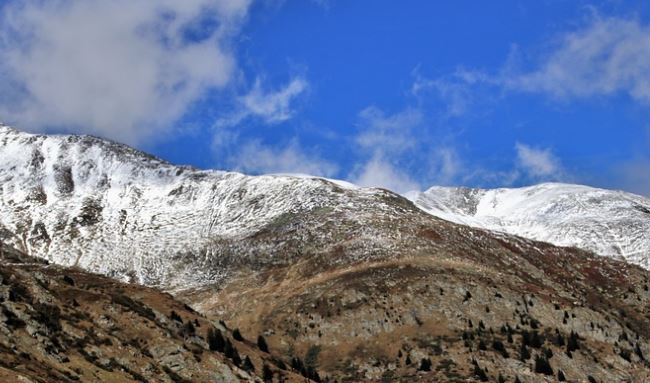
[[257, 335, 269, 353], [567, 331, 580, 353], [233, 328, 244, 341], [418, 358, 432, 371], [170, 310, 182, 323], [473, 364, 489, 382], [183, 320, 195, 336], [534, 355, 553, 375], [493, 340, 509, 358], [243, 356, 255, 372], [207, 328, 225, 352], [519, 343, 531, 361], [262, 364, 273, 383]]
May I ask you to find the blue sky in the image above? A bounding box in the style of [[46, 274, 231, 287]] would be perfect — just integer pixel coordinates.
[[1, 1, 650, 195]]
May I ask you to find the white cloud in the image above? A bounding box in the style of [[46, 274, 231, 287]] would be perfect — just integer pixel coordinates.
[[350, 105, 467, 192], [509, 16, 650, 103], [515, 142, 563, 179], [351, 154, 420, 194], [216, 76, 309, 128], [356, 106, 421, 156], [228, 139, 338, 177], [412, 16, 650, 111], [349, 106, 425, 192], [0, 0, 252, 144], [428, 147, 461, 184]]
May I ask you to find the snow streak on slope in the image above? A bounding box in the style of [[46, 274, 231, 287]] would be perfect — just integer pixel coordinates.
[[406, 183, 650, 268], [0, 125, 403, 289]]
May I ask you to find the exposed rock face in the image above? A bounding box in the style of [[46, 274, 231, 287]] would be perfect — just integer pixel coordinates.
[[406, 183, 650, 268]]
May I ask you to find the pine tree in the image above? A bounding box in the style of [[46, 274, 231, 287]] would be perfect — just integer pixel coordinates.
[[567, 331, 580, 353], [519, 343, 531, 361], [170, 310, 182, 323], [534, 355, 553, 375], [473, 363, 488, 382], [262, 364, 273, 383], [493, 340, 509, 358], [207, 327, 225, 352], [257, 335, 269, 353], [233, 328, 244, 341], [243, 356, 255, 372], [418, 358, 432, 371]]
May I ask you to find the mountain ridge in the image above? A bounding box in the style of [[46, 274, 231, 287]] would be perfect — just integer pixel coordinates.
[[406, 182, 650, 268]]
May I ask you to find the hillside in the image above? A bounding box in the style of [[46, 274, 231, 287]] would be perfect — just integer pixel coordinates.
[[0, 244, 307, 382]]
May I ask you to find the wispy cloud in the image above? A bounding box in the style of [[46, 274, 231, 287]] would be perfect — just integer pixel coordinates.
[[0, 0, 252, 144], [349, 106, 423, 192], [356, 106, 421, 156], [515, 142, 564, 180], [508, 16, 650, 103], [427, 147, 462, 185], [216, 76, 309, 128], [424, 16, 650, 107], [224, 139, 337, 177]]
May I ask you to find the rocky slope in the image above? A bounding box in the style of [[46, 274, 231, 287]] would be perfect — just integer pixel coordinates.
[[406, 183, 650, 268], [0, 244, 308, 383]]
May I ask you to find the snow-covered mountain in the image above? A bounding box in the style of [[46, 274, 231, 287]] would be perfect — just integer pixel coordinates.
[[406, 183, 650, 268], [3, 124, 649, 293], [0, 125, 418, 289]]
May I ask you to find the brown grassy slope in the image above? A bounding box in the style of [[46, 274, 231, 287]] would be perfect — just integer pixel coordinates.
[[181, 204, 650, 382]]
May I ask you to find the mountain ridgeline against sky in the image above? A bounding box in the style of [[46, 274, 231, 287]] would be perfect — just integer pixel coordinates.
[[2, 124, 649, 286], [3, 125, 650, 381], [407, 184, 650, 268]]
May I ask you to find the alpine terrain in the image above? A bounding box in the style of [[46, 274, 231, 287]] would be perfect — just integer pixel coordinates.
[[406, 184, 650, 268], [1, 125, 650, 382]]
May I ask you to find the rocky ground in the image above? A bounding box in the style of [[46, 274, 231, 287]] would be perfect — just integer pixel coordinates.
[[0, 244, 307, 383]]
